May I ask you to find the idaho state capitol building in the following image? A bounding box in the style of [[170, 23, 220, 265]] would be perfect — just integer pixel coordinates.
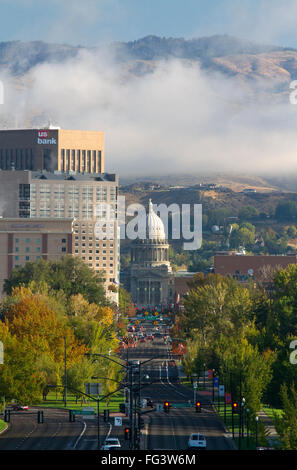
[[128, 199, 175, 308], [0, 126, 118, 303]]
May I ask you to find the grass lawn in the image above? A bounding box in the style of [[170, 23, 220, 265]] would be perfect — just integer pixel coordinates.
[[40, 390, 125, 413], [0, 420, 7, 433], [262, 405, 283, 420]]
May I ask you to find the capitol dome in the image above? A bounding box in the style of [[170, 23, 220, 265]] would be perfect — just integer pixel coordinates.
[[146, 199, 166, 240]]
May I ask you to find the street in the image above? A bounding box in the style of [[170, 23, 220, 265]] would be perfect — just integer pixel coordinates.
[[0, 320, 235, 451]]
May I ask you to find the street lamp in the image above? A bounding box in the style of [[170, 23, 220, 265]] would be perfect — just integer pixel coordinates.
[[255, 416, 259, 448], [246, 408, 250, 448], [203, 363, 206, 390], [240, 397, 245, 449], [86, 352, 156, 450], [192, 372, 198, 404]]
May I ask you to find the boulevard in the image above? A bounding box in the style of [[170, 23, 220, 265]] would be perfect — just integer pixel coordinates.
[[0, 318, 234, 452]]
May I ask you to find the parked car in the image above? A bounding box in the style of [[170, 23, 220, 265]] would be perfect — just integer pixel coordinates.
[[101, 438, 121, 450], [10, 404, 29, 411], [187, 433, 207, 449]]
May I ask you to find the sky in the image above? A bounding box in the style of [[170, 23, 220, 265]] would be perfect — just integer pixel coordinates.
[[1, 0, 297, 179], [1, 0, 297, 48]]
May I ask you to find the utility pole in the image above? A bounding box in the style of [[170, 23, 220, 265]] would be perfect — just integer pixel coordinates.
[[64, 336, 67, 408], [129, 365, 134, 450]]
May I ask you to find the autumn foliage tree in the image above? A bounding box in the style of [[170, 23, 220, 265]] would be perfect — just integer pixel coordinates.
[[0, 286, 88, 404]]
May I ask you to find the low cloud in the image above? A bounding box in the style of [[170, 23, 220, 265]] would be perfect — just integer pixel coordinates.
[[1, 45, 297, 178]]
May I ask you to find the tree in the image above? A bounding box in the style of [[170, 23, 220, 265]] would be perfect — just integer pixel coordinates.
[[66, 357, 97, 404], [1, 286, 88, 400], [215, 335, 275, 417], [119, 288, 136, 317], [239, 206, 259, 221], [274, 383, 297, 449], [229, 226, 255, 249], [4, 256, 107, 305], [275, 201, 297, 222], [0, 322, 44, 404], [182, 274, 252, 343]]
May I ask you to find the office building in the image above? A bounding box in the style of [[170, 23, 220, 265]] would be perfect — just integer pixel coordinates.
[[0, 217, 74, 295], [0, 170, 119, 301], [214, 253, 297, 282], [0, 127, 104, 173]]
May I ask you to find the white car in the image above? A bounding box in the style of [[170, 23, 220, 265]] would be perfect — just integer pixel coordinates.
[[187, 433, 207, 449], [101, 437, 121, 450]]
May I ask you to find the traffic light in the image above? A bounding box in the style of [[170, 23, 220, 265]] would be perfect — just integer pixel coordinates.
[[4, 409, 10, 423], [232, 402, 239, 414], [163, 401, 170, 413], [195, 401, 201, 413], [37, 410, 44, 423], [103, 409, 109, 422], [124, 427, 131, 440]]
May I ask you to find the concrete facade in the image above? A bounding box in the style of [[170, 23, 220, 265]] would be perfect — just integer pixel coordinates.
[[0, 170, 119, 302], [0, 218, 74, 294], [214, 253, 297, 281], [0, 128, 104, 173]]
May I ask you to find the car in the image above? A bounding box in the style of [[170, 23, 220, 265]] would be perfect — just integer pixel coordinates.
[[101, 438, 121, 450], [139, 337, 146, 343], [10, 404, 29, 411], [187, 433, 207, 449], [127, 359, 140, 370], [101, 445, 121, 450], [143, 397, 154, 407]]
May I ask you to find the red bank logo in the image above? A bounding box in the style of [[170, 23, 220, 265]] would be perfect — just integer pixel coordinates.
[[38, 130, 49, 138], [37, 130, 56, 145]]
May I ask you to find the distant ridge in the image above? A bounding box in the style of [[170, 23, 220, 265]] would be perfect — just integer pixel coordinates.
[[0, 34, 296, 77]]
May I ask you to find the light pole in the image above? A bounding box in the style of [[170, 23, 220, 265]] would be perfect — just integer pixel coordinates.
[[241, 397, 245, 446], [246, 408, 250, 448], [255, 416, 259, 448], [86, 352, 155, 450], [192, 372, 198, 404], [203, 363, 206, 390], [64, 336, 67, 408]]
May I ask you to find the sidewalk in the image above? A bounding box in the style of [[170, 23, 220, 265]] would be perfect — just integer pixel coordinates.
[[258, 410, 280, 448]]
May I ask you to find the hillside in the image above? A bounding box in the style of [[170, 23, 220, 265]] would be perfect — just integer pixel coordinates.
[[0, 35, 297, 94]]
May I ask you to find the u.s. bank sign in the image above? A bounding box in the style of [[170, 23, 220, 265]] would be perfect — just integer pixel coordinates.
[[37, 130, 57, 145]]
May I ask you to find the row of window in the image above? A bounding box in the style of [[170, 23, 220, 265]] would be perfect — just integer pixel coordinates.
[[60, 149, 102, 173], [0, 149, 34, 170], [14, 238, 66, 244]]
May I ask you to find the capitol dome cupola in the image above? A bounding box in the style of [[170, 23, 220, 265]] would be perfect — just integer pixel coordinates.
[[147, 198, 166, 241]]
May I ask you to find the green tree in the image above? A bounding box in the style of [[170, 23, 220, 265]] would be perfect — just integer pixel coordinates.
[[239, 206, 259, 221], [4, 256, 106, 305], [215, 335, 275, 417], [274, 383, 297, 449], [275, 201, 297, 222]]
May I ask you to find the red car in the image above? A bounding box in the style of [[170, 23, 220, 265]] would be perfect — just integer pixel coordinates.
[[11, 404, 29, 411], [139, 337, 146, 343]]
